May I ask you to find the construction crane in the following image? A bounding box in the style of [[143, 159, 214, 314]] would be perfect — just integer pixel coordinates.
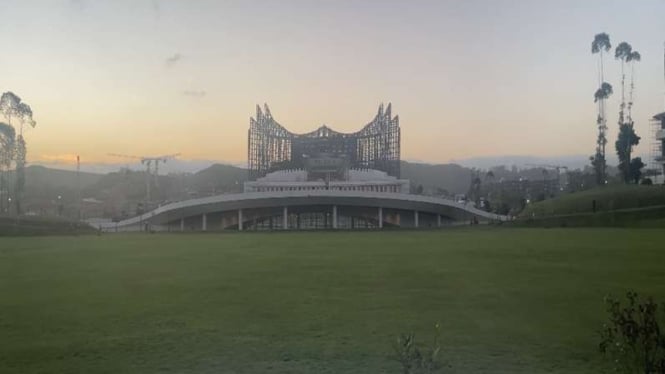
[[108, 153, 180, 202]]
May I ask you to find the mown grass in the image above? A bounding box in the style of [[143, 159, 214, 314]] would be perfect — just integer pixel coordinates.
[[521, 184, 665, 217], [514, 206, 665, 228], [0, 216, 95, 236], [1, 229, 664, 373]]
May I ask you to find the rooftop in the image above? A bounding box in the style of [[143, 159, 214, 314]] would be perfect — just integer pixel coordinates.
[[256, 168, 401, 183]]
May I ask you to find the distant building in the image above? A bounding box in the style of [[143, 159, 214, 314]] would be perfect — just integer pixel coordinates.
[[248, 103, 401, 180], [652, 112, 665, 183], [244, 165, 409, 194], [97, 104, 506, 232], [245, 103, 409, 195]]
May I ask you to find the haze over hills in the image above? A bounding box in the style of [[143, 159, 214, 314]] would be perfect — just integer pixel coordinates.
[[21, 155, 620, 206], [449, 153, 650, 170], [12, 161, 474, 217], [33, 152, 632, 176], [14, 157, 611, 220], [32, 159, 236, 175]]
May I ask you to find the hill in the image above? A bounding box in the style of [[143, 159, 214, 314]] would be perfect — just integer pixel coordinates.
[[521, 185, 665, 217], [14, 163, 250, 218], [11, 161, 479, 218], [190, 163, 247, 194], [516, 185, 665, 227], [400, 161, 472, 195], [15, 165, 102, 190]]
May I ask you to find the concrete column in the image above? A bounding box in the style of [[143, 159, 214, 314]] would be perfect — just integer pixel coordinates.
[[378, 207, 383, 229], [283, 206, 288, 230], [238, 209, 243, 231], [414, 210, 419, 228], [202, 214, 207, 231], [437, 214, 441, 228], [180, 217, 185, 232], [332, 205, 338, 229]]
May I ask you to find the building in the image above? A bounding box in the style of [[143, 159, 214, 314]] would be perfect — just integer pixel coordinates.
[[97, 104, 506, 232], [651, 111, 665, 183], [248, 103, 400, 180]]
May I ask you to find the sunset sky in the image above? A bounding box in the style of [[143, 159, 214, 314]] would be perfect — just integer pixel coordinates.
[[1, 0, 664, 168]]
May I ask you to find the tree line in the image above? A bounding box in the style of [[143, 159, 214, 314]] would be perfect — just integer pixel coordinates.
[[0, 91, 37, 215]]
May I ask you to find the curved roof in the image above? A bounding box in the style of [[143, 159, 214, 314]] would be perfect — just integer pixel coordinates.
[[97, 190, 508, 229], [252, 102, 398, 139]]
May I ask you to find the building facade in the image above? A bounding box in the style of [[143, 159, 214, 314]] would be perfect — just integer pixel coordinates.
[[97, 103, 507, 232], [652, 112, 665, 183], [248, 103, 400, 180], [244, 169, 410, 194]]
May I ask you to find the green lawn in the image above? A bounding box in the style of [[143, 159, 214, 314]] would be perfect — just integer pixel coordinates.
[[1, 229, 664, 373], [521, 185, 665, 217]]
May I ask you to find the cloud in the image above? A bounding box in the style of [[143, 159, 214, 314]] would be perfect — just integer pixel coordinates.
[[182, 90, 207, 98], [165, 53, 182, 67]]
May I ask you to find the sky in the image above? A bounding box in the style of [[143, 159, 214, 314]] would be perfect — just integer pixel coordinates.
[[1, 0, 664, 169]]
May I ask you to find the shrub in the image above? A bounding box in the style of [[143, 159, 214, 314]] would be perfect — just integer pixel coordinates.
[[599, 291, 665, 373], [392, 323, 448, 374]]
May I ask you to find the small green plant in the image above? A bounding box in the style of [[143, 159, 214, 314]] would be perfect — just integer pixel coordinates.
[[392, 323, 447, 374], [599, 291, 665, 373]]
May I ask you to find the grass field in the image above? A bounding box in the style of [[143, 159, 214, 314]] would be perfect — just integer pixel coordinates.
[[1, 229, 664, 373], [521, 185, 665, 217]]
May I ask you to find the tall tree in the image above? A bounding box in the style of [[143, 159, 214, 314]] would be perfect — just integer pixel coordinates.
[[591, 33, 612, 185], [625, 49, 642, 184], [0, 92, 36, 215], [614, 43, 639, 183], [0, 92, 21, 127], [615, 124, 640, 183], [0, 122, 16, 214], [613, 44, 642, 184], [594, 82, 613, 102], [14, 103, 35, 215], [629, 157, 645, 184], [614, 42, 632, 127], [626, 50, 641, 124]]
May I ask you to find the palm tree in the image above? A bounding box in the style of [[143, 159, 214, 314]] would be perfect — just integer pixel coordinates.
[[591, 33, 612, 185]]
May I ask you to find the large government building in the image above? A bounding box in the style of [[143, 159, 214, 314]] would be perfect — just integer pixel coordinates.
[[245, 103, 408, 194], [99, 104, 505, 232]]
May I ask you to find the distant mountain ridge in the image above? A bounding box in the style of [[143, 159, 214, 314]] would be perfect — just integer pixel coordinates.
[[400, 161, 472, 194], [19, 157, 621, 218], [450, 153, 648, 170], [17, 161, 475, 212], [23, 157, 601, 205]]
